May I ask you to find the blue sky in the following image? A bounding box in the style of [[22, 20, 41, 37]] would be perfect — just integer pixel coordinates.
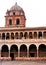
[[0, 0, 46, 27]]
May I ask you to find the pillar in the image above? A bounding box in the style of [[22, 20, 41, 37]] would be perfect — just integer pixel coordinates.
[[37, 47, 38, 58], [9, 47, 10, 57], [18, 46, 20, 57], [27, 46, 29, 57], [0, 48, 1, 57]]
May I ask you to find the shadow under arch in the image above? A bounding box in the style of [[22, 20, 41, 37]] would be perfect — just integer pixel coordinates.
[[29, 44, 37, 57], [10, 44, 18, 60], [38, 44, 46, 57], [1, 45, 9, 57], [20, 44, 27, 57]]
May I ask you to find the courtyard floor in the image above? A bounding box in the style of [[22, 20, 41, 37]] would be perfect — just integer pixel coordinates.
[[0, 61, 46, 65]]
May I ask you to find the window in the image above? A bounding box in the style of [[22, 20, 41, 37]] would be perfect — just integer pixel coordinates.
[[6, 33, 10, 39], [15, 32, 18, 39], [13, 12, 15, 15], [9, 19, 12, 25], [11, 33, 14, 39], [38, 32, 42, 39], [29, 32, 33, 39], [24, 32, 28, 39], [16, 19, 20, 25], [2, 33, 5, 40], [43, 31, 46, 38], [34, 32, 37, 39]]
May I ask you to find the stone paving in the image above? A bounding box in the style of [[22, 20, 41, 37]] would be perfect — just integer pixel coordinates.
[[0, 61, 46, 65]]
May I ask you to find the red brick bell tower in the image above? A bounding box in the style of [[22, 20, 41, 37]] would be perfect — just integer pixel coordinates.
[[5, 3, 26, 28]]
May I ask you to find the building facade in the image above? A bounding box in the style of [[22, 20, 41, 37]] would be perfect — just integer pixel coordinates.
[[0, 3, 46, 61]]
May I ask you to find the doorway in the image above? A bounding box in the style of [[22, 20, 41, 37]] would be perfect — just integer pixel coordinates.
[[30, 53, 35, 57], [10, 53, 14, 60]]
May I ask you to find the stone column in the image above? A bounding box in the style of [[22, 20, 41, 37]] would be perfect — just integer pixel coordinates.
[[18, 46, 20, 57], [5, 33, 6, 40], [9, 50, 10, 57], [9, 47, 10, 57], [13, 33, 15, 39], [37, 47, 38, 58], [9, 33, 11, 39], [0, 48, 1, 57], [27, 46, 29, 57], [1, 33, 2, 40], [37, 32, 38, 39], [18, 32, 20, 39], [42, 32, 43, 39]]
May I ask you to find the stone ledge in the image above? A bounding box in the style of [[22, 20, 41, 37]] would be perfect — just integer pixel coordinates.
[[0, 57, 46, 61], [0, 57, 11, 61], [15, 57, 46, 61]]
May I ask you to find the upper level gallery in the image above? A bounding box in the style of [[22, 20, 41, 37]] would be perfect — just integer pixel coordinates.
[[0, 27, 46, 43], [0, 3, 46, 42]]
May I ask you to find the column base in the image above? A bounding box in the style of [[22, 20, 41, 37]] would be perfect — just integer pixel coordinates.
[[15, 57, 46, 61], [0, 57, 46, 61], [0, 57, 11, 61]]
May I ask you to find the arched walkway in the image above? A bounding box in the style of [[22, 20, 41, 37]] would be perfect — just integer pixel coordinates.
[[2, 33, 5, 39], [6, 33, 10, 39], [20, 32, 23, 39], [38, 44, 46, 57], [15, 32, 19, 39], [10, 45, 18, 60], [1, 45, 9, 57], [38, 32, 42, 39], [11, 33, 14, 39], [24, 32, 28, 39], [29, 44, 37, 57], [20, 44, 27, 57]]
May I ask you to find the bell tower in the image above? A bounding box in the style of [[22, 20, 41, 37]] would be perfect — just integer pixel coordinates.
[[5, 3, 26, 28]]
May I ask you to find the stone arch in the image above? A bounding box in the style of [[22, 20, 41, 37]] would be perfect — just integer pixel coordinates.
[[38, 32, 42, 39], [16, 18, 20, 25], [1, 45, 9, 57], [34, 32, 37, 39], [24, 32, 28, 39], [10, 44, 18, 60], [20, 44, 27, 57], [29, 44, 37, 57], [20, 32, 23, 39], [43, 31, 46, 38], [2, 33, 5, 39], [6, 33, 10, 39], [29, 32, 33, 39], [38, 44, 46, 57], [0, 33, 1, 39], [15, 32, 19, 39], [11, 32, 14, 39], [9, 19, 12, 25]]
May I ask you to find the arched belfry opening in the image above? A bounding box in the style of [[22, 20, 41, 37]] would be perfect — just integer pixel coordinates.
[[1, 45, 9, 57], [20, 44, 27, 57], [29, 44, 37, 57], [10, 45, 18, 60], [38, 44, 46, 57], [9, 19, 12, 25], [16, 19, 20, 25]]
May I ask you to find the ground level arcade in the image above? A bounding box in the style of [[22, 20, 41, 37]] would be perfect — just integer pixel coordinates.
[[0, 43, 46, 60]]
